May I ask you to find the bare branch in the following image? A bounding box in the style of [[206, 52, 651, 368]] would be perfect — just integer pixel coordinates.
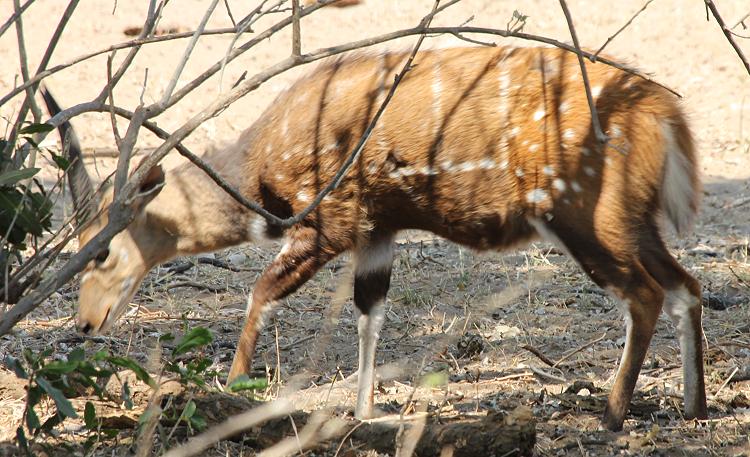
[[594, 0, 654, 58], [106, 54, 124, 152], [0, 0, 34, 40], [292, 0, 302, 57], [732, 10, 750, 30], [558, 0, 608, 144], [13, 0, 42, 123], [158, 0, 220, 107], [222, 0, 237, 27], [94, 0, 158, 104], [704, 0, 750, 75]]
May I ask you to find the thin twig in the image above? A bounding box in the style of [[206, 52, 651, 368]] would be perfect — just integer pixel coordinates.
[[0, 0, 34, 40], [528, 366, 567, 383], [2, 0, 80, 161], [732, 10, 750, 30], [521, 344, 555, 367], [713, 367, 738, 399], [558, 0, 608, 144], [94, 0, 157, 105], [164, 281, 227, 293], [704, 0, 750, 75], [594, 0, 654, 58], [159, 0, 220, 107], [106, 55, 124, 152], [13, 0, 42, 123], [553, 332, 607, 368], [292, 0, 301, 57]]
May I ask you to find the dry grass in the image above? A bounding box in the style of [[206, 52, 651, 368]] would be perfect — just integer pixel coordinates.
[[1, 205, 748, 456]]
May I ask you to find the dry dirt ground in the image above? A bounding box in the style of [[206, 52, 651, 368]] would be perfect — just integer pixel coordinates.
[[1, 1, 749, 456]]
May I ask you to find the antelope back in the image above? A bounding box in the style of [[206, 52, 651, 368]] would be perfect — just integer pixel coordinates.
[[252, 46, 697, 252]]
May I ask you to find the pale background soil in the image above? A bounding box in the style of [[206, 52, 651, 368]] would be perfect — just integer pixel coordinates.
[[0, 1, 749, 456]]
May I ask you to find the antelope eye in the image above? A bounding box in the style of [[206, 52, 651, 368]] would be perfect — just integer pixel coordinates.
[[95, 249, 110, 264]]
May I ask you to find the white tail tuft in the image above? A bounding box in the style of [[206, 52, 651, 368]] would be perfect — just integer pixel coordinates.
[[661, 121, 699, 235]]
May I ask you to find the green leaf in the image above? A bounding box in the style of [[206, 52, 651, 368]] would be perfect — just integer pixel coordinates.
[[101, 428, 119, 438], [227, 375, 268, 393], [4, 356, 28, 379], [189, 413, 207, 432], [40, 360, 80, 376], [25, 407, 41, 432], [420, 371, 448, 388], [0, 168, 39, 187], [19, 123, 54, 134], [16, 427, 29, 455], [40, 413, 64, 432], [107, 357, 154, 388], [36, 376, 77, 418], [172, 327, 213, 357], [121, 381, 133, 410], [84, 402, 97, 430], [26, 386, 43, 409], [182, 400, 196, 422], [68, 347, 85, 363], [51, 154, 70, 170]]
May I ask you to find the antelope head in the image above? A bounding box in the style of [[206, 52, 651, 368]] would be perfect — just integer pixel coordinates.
[[42, 89, 169, 334]]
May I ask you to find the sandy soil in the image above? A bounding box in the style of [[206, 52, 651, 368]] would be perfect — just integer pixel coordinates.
[[0, 1, 749, 456]]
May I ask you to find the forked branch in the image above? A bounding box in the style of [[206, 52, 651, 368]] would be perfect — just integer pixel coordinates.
[[704, 0, 750, 75]]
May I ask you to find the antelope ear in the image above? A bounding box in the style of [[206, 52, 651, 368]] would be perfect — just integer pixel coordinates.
[[132, 165, 165, 211]]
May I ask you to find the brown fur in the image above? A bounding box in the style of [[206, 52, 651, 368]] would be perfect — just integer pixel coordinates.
[[59, 46, 705, 431]]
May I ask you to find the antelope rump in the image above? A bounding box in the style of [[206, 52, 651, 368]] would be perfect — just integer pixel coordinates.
[[43, 45, 707, 431]]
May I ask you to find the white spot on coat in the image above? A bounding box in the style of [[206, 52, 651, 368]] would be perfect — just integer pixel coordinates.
[[552, 178, 566, 192], [526, 189, 549, 203], [533, 108, 546, 121], [542, 165, 555, 176], [583, 166, 596, 176], [563, 128, 576, 140], [297, 191, 311, 203], [515, 167, 525, 177], [558, 101, 570, 113], [591, 86, 602, 98], [529, 143, 540, 153], [571, 180, 583, 192]]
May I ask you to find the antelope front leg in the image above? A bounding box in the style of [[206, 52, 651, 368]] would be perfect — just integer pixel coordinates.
[[352, 236, 394, 419], [228, 229, 338, 383]]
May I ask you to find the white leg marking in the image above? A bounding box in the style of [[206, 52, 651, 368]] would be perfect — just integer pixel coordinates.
[[663, 285, 702, 414], [355, 303, 386, 419]]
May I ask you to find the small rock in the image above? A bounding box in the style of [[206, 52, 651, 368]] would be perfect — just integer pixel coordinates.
[[228, 252, 247, 265], [455, 332, 484, 359]]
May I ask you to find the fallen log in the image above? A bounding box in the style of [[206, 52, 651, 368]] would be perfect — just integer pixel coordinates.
[[187, 393, 536, 456]]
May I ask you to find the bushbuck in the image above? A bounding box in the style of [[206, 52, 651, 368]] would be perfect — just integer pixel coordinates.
[[42, 45, 707, 431]]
